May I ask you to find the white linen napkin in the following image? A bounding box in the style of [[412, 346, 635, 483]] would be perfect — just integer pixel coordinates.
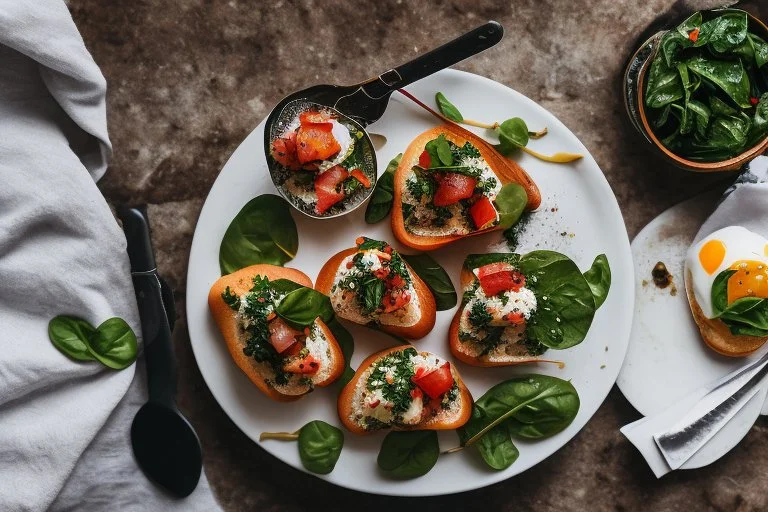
[[621, 157, 768, 478], [0, 2, 219, 510]]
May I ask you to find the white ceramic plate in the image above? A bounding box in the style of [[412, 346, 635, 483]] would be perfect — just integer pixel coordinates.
[[618, 191, 768, 469], [186, 69, 634, 496]]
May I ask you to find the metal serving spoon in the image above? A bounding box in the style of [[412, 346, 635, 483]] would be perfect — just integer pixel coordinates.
[[120, 207, 203, 498], [264, 21, 504, 219]]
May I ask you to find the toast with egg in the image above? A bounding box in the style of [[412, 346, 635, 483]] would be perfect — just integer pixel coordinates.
[[391, 125, 541, 251], [685, 226, 768, 357], [315, 237, 436, 339], [338, 345, 472, 434], [209, 264, 344, 402]]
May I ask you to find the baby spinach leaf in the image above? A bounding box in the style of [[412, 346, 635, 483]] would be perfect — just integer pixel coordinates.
[[275, 287, 334, 329], [709, 269, 768, 336], [219, 194, 299, 275], [377, 430, 439, 479], [458, 375, 580, 447], [495, 183, 528, 229], [365, 153, 402, 224], [709, 95, 738, 117], [87, 317, 138, 370], [706, 11, 748, 54], [583, 254, 611, 309], [707, 115, 750, 151], [686, 55, 751, 108], [435, 92, 464, 122], [751, 34, 768, 68], [425, 134, 453, 167], [269, 278, 305, 296], [48, 315, 97, 361], [519, 251, 597, 349], [495, 118, 529, 155], [298, 420, 344, 474], [475, 421, 519, 470], [402, 253, 457, 311], [687, 100, 711, 138], [747, 93, 768, 147], [261, 421, 344, 475], [645, 54, 684, 108]]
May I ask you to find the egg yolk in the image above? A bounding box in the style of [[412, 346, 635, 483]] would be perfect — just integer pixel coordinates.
[[699, 239, 726, 275], [727, 260, 768, 303]]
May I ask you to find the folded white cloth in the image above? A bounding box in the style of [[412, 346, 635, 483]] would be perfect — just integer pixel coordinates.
[[0, 2, 219, 510], [621, 157, 768, 478]]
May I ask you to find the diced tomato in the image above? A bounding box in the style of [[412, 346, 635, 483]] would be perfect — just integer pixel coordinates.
[[418, 150, 431, 168], [478, 263, 527, 297], [283, 341, 304, 357], [270, 130, 302, 170], [300, 111, 333, 126], [349, 168, 371, 188], [383, 245, 393, 255], [410, 387, 423, 399], [505, 311, 526, 325], [432, 173, 477, 206], [268, 317, 301, 353], [283, 354, 320, 375], [381, 288, 411, 313], [373, 266, 390, 280], [469, 196, 498, 230], [477, 262, 515, 279], [386, 274, 404, 289], [412, 362, 453, 399], [688, 28, 699, 42], [314, 165, 348, 214], [296, 125, 341, 164], [302, 162, 320, 172]]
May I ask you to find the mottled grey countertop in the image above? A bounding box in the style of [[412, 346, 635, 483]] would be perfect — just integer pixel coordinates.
[[71, 0, 768, 510]]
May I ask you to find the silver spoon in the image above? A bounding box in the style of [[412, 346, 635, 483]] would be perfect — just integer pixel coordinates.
[[264, 21, 504, 219]]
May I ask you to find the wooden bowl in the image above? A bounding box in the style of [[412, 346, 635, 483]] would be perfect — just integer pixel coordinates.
[[634, 10, 768, 173]]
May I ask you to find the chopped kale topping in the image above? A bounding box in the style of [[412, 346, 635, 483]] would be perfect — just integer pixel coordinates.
[[469, 301, 492, 328], [366, 347, 418, 416], [222, 286, 240, 310]]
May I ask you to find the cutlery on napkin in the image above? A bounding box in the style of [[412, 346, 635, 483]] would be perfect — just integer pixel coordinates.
[[621, 156, 768, 477]]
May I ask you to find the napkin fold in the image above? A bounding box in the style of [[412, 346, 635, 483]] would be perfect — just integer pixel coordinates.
[[621, 157, 768, 478], [0, 2, 219, 510]]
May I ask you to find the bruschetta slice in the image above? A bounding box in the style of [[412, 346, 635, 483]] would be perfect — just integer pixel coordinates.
[[315, 237, 436, 339], [391, 125, 541, 251], [209, 264, 344, 402], [338, 345, 472, 434], [450, 254, 557, 366]]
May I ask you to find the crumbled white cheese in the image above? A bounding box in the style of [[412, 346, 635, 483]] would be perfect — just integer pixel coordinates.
[[359, 250, 382, 272], [330, 254, 421, 327], [362, 388, 394, 424], [400, 394, 424, 425]]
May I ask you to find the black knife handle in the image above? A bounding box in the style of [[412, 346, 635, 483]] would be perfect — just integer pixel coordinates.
[[361, 21, 504, 99], [119, 207, 177, 407]]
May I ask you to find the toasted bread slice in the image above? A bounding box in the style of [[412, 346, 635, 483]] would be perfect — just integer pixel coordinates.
[[685, 268, 767, 357], [315, 246, 436, 339], [338, 345, 473, 434], [208, 264, 345, 402], [449, 264, 558, 366], [391, 125, 541, 251]]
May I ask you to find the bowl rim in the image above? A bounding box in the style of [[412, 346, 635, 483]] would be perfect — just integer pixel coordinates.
[[636, 8, 768, 172]]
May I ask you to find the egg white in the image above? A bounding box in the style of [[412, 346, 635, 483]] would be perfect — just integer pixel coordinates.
[[685, 226, 768, 318]]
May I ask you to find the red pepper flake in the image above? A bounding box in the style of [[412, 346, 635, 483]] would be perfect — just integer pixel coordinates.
[[688, 28, 699, 42], [750, 97, 760, 106]]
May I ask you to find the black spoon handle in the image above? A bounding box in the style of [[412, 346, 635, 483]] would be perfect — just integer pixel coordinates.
[[361, 21, 504, 99], [119, 207, 177, 408]]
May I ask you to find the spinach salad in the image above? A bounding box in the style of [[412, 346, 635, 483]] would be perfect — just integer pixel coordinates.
[[644, 10, 768, 161]]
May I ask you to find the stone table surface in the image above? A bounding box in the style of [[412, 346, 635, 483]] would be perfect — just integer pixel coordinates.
[[70, 0, 768, 510]]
